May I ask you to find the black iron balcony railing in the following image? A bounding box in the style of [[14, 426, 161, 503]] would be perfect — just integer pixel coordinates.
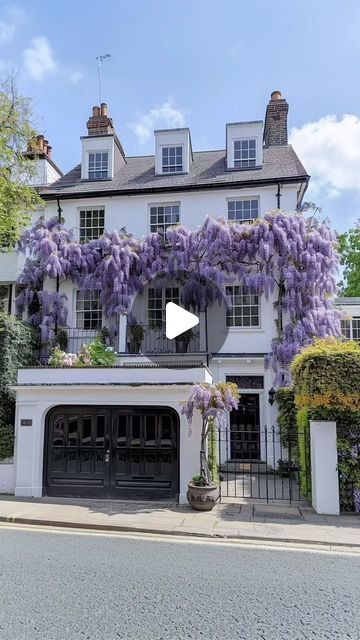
[[126, 324, 201, 355], [40, 327, 117, 364]]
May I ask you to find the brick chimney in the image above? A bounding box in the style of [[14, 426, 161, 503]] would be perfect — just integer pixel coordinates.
[[263, 90, 289, 146], [86, 103, 114, 136], [26, 134, 52, 156]]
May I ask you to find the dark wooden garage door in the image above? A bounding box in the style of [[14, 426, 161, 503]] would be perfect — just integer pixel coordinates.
[[45, 406, 179, 500]]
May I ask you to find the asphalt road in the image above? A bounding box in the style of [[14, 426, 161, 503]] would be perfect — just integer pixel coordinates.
[[0, 526, 359, 640]]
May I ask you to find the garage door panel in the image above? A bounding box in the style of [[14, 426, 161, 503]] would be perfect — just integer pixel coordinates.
[[45, 406, 178, 500]]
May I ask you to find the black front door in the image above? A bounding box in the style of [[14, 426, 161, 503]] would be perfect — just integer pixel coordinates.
[[45, 406, 179, 500], [229, 393, 260, 460]]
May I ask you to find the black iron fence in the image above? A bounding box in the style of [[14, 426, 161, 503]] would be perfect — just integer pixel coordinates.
[[218, 426, 311, 503], [126, 324, 201, 355]]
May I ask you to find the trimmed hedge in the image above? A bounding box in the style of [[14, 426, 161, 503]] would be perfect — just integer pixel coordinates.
[[0, 313, 38, 460], [275, 387, 297, 446], [291, 338, 360, 511]]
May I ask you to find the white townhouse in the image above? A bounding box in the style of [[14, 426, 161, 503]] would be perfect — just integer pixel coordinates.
[[3, 91, 358, 503]]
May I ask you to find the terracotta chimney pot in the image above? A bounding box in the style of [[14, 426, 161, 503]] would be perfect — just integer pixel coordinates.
[[92, 106, 100, 117], [271, 90, 282, 101], [46, 145, 52, 158], [100, 102, 108, 116], [36, 134, 44, 151]]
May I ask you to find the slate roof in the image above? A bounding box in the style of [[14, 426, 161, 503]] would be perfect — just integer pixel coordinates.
[[41, 145, 309, 200]]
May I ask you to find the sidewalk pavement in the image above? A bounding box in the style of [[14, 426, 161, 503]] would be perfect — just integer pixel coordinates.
[[0, 495, 359, 549]]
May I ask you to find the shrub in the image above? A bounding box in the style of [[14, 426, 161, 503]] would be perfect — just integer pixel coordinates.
[[276, 387, 297, 446], [0, 424, 14, 460], [49, 338, 117, 368], [0, 313, 38, 460], [292, 338, 360, 510]]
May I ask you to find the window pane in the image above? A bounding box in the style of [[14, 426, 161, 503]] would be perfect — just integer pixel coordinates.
[[82, 416, 92, 446], [68, 417, 78, 447], [117, 415, 127, 446], [145, 415, 156, 446], [131, 415, 141, 447], [96, 415, 105, 446]]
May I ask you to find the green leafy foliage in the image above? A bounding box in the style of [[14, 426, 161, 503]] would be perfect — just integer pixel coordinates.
[[0, 424, 14, 460], [0, 313, 38, 459], [191, 473, 206, 487], [338, 222, 360, 296], [276, 387, 297, 446], [49, 338, 117, 368], [0, 75, 43, 249], [292, 338, 360, 510]]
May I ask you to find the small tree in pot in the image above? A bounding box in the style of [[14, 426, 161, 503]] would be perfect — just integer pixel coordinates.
[[175, 328, 193, 353], [181, 381, 239, 511]]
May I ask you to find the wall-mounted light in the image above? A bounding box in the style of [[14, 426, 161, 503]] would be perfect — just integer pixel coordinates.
[[268, 387, 276, 406]]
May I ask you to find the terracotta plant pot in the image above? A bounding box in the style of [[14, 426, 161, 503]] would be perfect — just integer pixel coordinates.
[[187, 482, 219, 511]]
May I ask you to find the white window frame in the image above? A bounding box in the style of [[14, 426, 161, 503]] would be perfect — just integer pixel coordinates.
[[147, 287, 180, 327], [227, 197, 259, 223], [87, 151, 109, 179], [161, 145, 184, 174], [233, 138, 257, 168], [75, 290, 102, 330], [225, 285, 260, 329], [149, 202, 180, 235], [78, 207, 105, 242], [342, 317, 360, 342]]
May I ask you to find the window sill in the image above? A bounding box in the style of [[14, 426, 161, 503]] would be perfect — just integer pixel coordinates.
[[225, 165, 262, 172], [223, 327, 264, 333], [81, 177, 113, 183]]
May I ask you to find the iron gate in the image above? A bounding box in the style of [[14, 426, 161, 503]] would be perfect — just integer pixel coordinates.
[[218, 425, 310, 503]]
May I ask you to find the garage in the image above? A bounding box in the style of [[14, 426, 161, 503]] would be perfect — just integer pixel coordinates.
[[44, 406, 179, 500]]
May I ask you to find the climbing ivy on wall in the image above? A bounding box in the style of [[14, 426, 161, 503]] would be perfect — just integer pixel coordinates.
[[0, 313, 38, 459], [16, 211, 341, 385]]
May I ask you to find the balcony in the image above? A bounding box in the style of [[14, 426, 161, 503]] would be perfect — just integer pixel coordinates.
[[40, 322, 207, 366], [125, 324, 202, 356]]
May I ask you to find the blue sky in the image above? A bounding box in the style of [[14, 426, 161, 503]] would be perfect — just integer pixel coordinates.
[[1, 0, 360, 232]]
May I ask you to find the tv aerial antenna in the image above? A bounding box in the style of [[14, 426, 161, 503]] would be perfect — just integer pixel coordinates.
[[96, 53, 111, 105]]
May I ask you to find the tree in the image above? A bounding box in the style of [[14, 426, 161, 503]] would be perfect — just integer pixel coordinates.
[[338, 222, 360, 296], [0, 75, 42, 250]]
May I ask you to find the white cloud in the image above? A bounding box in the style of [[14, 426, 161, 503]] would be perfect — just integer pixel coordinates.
[[130, 99, 187, 144], [22, 36, 82, 83], [0, 20, 15, 44], [290, 114, 360, 198], [67, 70, 83, 84], [23, 37, 56, 81]]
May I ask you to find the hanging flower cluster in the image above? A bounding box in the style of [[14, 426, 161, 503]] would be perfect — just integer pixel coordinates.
[[16, 211, 341, 385], [181, 382, 240, 424]]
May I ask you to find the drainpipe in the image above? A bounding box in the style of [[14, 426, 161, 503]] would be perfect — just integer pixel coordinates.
[[54, 197, 63, 336], [276, 183, 282, 209]]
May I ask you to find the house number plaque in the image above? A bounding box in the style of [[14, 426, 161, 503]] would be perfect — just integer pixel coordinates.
[[20, 419, 32, 426]]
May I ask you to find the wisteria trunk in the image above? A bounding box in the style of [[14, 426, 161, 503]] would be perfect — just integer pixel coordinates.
[[200, 417, 212, 486]]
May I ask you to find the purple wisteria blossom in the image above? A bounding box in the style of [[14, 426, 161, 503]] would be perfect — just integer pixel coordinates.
[[16, 211, 341, 384]]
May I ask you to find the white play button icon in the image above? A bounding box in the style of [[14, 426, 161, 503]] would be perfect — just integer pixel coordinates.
[[165, 302, 199, 340]]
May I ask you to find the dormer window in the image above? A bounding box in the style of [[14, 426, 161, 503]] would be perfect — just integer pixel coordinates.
[[88, 152, 109, 179], [162, 146, 183, 173], [234, 139, 256, 168]]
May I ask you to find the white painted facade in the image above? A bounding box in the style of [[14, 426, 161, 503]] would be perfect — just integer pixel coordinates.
[[1, 92, 357, 502], [14, 366, 209, 503]]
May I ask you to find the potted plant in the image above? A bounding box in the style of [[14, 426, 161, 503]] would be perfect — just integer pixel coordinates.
[[127, 318, 144, 354], [175, 328, 193, 353], [181, 381, 240, 511]]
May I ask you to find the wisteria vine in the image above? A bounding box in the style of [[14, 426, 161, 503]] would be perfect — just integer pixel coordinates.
[[16, 211, 341, 385]]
